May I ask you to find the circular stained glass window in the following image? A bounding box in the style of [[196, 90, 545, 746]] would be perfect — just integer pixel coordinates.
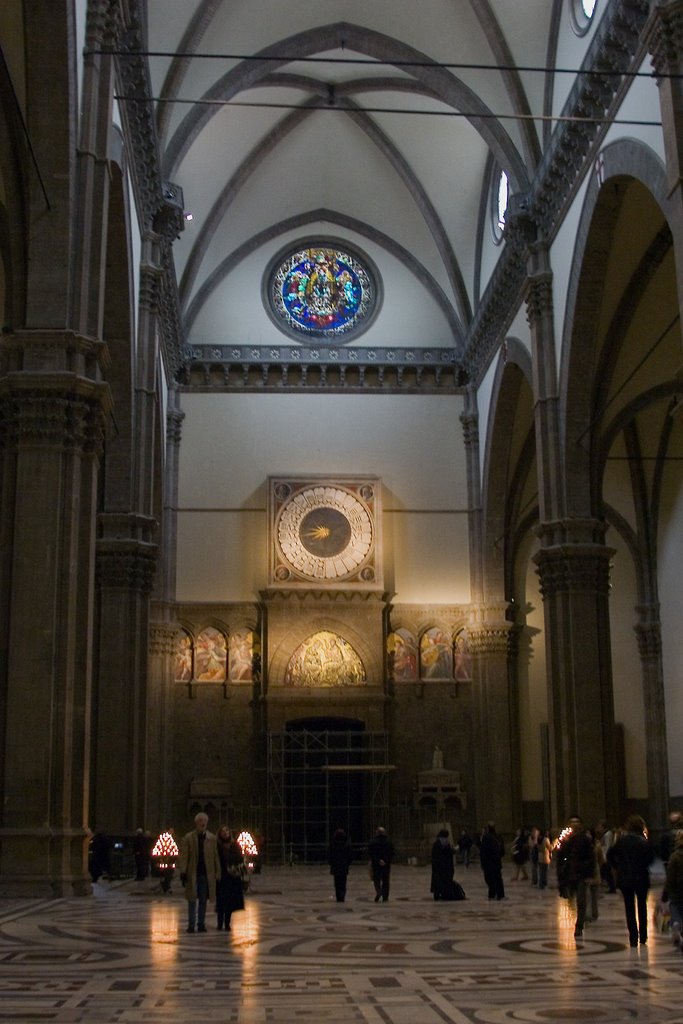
[[264, 240, 380, 341]]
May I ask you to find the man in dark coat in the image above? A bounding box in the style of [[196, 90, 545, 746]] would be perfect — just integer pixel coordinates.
[[368, 827, 394, 902], [431, 828, 456, 899], [479, 822, 505, 900], [328, 827, 353, 902], [555, 816, 596, 939], [607, 814, 654, 947]]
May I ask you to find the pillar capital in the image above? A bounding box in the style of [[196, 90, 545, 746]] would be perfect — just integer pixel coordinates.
[[647, 0, 683, 80], [149, 623, 179, 657], [533, 542, 614, 598], [95, 537, 157, 593]]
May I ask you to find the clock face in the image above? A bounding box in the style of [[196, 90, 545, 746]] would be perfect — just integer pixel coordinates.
[[276, 486, 374, 581]]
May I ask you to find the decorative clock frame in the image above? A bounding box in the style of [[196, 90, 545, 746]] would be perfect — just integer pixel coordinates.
[[268, 476, 382, 590]]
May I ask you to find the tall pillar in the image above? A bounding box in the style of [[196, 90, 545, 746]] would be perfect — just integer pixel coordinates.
[[634, 602, 669, 831], [147, 396, 185, 832], [534, 526, 618, 828], [460, 391, 517, 831], [92, 514, 157, 834], [525, 244, 618, 829], [468, 614, 516, 834], [0, 331, 110, 896]]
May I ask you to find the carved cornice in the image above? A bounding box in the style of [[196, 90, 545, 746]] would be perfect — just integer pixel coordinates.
[[647, 0, 683, 79], [533, 544, 614, 597], [182, 345, 465, 394], [95, 541, 157, 592], [260, 588, 388, 605]]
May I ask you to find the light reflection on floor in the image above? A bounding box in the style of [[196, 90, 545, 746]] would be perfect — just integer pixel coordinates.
[[0, 862, 680, 1023]]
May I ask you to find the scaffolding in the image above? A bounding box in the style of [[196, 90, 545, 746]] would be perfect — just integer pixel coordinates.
[[267, 729, 394, 863]]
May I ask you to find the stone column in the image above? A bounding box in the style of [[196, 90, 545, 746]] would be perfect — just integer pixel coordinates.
[[146, 396, 185, 831], [92, 514, 157, 835], [147, 624, 179, 831], [525, 243, 618, 829], [0, 331, 110, 896], [648, 0, 683, 313], [468, 612, 516, 835], [634, 602, 669, 832], [534, 526, 618, 829]]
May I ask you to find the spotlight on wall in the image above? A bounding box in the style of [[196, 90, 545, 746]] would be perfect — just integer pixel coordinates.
[[184, 212, 194, 222]]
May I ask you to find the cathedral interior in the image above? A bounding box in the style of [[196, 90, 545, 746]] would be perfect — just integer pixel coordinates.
[[0, 0, 682, 909]]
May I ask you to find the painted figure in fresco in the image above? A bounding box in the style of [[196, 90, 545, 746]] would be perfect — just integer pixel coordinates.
[[454, 633, 473, 681], [229, 631, 254, 682], [285, 631, 366, 687], [195, 628, 227, 681], [175, 633, 193, 682], [420, 628, 452, 679], [387, 629, 418, 681]]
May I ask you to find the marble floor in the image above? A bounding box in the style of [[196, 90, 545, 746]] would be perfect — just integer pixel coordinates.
[[0, 861, 681, 1024]]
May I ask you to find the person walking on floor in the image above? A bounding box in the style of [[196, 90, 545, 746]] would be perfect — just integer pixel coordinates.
[[536, 829, 552, 890], [555, 816, 596, 939], [328, 827, 353, 902], [215, 825, 245, 930], [607, 814, 654, 948], [178, 812, 220, 933], [479, 822, 505, 900], [368, 827, 394, 902]]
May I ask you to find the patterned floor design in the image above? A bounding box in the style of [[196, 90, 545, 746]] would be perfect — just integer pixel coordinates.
[[0, 861, 681, 1023]]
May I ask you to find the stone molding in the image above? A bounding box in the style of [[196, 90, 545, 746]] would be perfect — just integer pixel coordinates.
[[183, 346, 464, 394]]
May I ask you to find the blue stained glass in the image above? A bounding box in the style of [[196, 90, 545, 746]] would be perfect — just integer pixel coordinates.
[[268, 244, 377, 339]]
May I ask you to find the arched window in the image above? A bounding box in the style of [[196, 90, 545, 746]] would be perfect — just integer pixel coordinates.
[[570, 0, 598, 35], [492, 168, 509, 243], [195, 626, 228, 681]]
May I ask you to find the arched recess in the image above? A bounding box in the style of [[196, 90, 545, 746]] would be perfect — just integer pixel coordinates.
[[268, 616, 381, 686], [559, 138, 682, 828], [480, 338, 544, 822]]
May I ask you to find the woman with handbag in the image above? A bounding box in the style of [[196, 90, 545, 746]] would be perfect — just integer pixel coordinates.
[[216, 826, 245, 930]]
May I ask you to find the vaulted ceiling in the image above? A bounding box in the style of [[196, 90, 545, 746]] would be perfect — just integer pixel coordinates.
[[127, 1, 647, 388]]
